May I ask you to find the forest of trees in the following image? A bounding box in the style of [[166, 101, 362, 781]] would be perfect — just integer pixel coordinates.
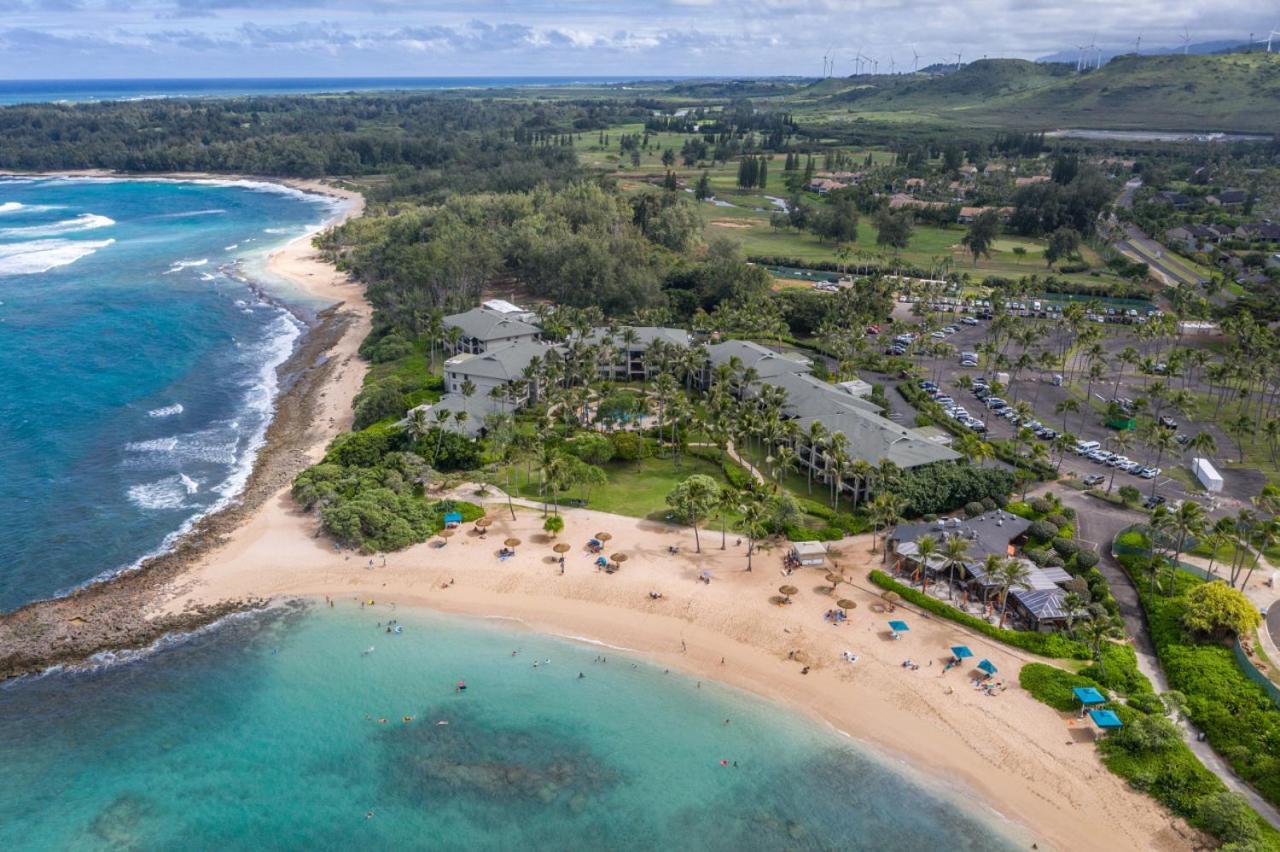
[[0, 95, 640, 189]]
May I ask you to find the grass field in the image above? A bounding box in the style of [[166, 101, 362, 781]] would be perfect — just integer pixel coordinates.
[[499, 454, 733, 520]]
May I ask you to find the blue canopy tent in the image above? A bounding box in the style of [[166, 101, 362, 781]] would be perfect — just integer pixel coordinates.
[[888, 620, 909, 639], [443, 511, 463, 528], [1088, 709, 1123, 735], [950, 645, 974, 660], [977, 659, 998, 676], [1073, 686, 1106, 708]]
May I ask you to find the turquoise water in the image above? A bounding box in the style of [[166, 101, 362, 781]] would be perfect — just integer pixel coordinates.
[[0, 606, 1021, 850], [0, 177, 334, 610]]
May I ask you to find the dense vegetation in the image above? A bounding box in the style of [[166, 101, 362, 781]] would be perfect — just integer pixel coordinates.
[[1114, 545, 1280, 809], [0, 95, 631, 190], [1019, 663, 1280, 850]]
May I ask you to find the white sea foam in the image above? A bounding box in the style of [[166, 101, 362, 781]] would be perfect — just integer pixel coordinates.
[[180, 473, 200, 494], [127, 476, 190, 510], [225, 244, 238, 250], [164, 258, 209, 274], [0, 238, 114, 276], [0, 201, 22, 214], [0, 213, 115, 238], [263, 227, 296, 235], [125, 430, 237, 465], [148, 403, 184, 418]]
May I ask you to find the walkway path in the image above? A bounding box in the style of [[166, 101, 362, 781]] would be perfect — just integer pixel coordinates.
[[724, 441, 767, 485], [1056, 487, 1280, 829]]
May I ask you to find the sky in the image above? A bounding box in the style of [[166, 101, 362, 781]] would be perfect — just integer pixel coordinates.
[[0, 0, 1271, 79]]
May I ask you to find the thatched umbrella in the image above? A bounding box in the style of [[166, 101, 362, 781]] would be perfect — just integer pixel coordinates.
[[440, 528, 456, 540], [505, 537, 521, 548], [475, 517, 492, 528], [825, 572, 842, 593], [595, 532, 613, 543], [837, 598, 857, 611], [611, 553, 628, 568], [881, 590, 900, 612], [779, 584, 798, 604], [553, 543, 571, 554]]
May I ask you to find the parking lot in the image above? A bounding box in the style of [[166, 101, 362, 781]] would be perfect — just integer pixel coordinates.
[[880, 296, 1263, 512]]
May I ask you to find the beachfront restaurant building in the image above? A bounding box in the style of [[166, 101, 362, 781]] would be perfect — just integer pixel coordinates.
[[790, 540, 828, 566]]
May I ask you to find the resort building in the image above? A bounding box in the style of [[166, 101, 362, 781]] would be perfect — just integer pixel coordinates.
[[702, 340, 960, 500], [443, 340, 552, 405], [443, 306, 541, 355], [582, 326, 692, 381]]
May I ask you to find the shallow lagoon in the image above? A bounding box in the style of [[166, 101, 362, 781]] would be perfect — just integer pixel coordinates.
[[0, 605, 1022, 850]]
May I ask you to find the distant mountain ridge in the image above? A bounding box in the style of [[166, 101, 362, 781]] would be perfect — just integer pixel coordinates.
[[803, 53, 1280, 133], [1037, 39, 1249, 65]]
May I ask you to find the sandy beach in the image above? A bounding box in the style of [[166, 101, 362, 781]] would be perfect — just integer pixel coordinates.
[[163, 491, 1196, 851]]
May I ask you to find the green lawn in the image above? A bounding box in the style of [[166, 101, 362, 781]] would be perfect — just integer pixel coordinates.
[[499, 454, 734, 520]]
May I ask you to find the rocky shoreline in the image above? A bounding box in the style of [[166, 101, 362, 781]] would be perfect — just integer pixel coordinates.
[[0, 305, 355, 682]]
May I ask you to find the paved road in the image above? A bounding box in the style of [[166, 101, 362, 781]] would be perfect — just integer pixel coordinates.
[[1270, 603, 1280, 651], [1117, 224, 1208, 288], [1056, 487, 1280, 829]]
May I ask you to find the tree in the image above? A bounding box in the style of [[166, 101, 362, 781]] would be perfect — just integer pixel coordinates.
[[875, 209, 913, 253], [961, 210, 999, 265], [1194, 793, 1262, 848], [869, 491, 906, 557], [913, 533, 939, 593], [992, 558, 1033, 628], [740, 496, 770, 571], [1044, 227, 1081, 268], [695, 170, 712, 201], [661, 148, 676, 167], [666, 474, 722, 553], [716, 488, 742, 549], [1181, 581, 1262, 638], [940, 534, 972, 601], [543, 514, 565, 537]]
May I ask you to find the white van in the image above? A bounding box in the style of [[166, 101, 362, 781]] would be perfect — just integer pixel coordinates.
[[1075, 440, 1101, 455]]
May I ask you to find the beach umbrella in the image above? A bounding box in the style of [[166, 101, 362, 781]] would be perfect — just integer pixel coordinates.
[[553, 543, 571, 554], [977, 659, 998, 675], [596, 532, 612, 543], [836, 598, 856, 611], [612, 553, 628, 564], [950, 645, 974, 660], [880, 590, 900, 611], [475, 518, 492, 529], [779, 585, 798, 603], [505, 537, 521, 548], [825, 572, 843, 587], [888, 619, 910, 633], [440, 528, 456, 539]]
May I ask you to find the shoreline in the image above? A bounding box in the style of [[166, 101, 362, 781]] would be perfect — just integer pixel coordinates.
[[0, 172, 370, 679], [161, 495, 1199, 852], [0, 171, 1194, 849]]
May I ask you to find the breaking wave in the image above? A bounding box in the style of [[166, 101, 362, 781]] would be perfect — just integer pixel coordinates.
[[0, 238, 114, 276], [0, 213, 115, 238], [147, 403, 184, 418]]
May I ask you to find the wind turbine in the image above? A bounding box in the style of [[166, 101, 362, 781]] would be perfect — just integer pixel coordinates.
[[911, 45, 920, 72], [1075, 43, 1089, 72], [1133, 33, 1142, 55], [889, 54, 895, 75], [1269, 29, 1280, 53], [954, 50, 963, 71], [1182, 28, 1191, 55]]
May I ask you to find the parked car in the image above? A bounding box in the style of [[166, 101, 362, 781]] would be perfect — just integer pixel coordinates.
[[1139, 467, 1161, 479], [1143, 494, 1167, 509], [1159, 416, 1178, 430], [961, 316, 978, 326], [1082, 474, 1105, 487]]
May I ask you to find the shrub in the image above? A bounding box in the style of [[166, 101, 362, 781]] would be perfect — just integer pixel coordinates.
[[1027, 519, 1059, 543], [895, 463, 1017, 517], [1181, 581, 1262, 639], [1126, 693, 1167, 715], [1052, 537, 1080, 558], [543, 515, 565, 535], [1020, 663, 1107, 711], [1076, 550, 1100, 570], [1026, 548, 1052, 567], [1047, 512, 1069, 529], [963, 501, 985, 517], [1030, 497, 1054, 516], [353, 377, 407, 430], [1195, 793, 1263, 848], [1111, 714, 1182, 755], [1118, 484, 1141, 505], [981, 496, 998, 511], [611, 431, 653, 462]]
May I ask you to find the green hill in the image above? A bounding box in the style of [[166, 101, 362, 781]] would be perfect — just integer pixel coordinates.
[[810, 54, 1280, 133]]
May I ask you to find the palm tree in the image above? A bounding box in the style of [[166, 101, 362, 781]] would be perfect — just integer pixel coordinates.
[[993, 558, 1033, 628], [716, 489, 741, 550], [913, 533, 938, 591], [1105, 430, 1134, 494], [1166, 500, 1206, 594], [940, 534, 972, 601], [1142, 425, 1179, 500], [1055, 397, 1080, 433], [870, 491, 907, 560], [1226, 413, 1255, 463], [740, 497, 770, 572], [402, 406, 432, 443], [1076, 617, 1119, 679]]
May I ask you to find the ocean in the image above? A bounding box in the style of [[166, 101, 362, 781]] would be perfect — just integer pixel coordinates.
[[0, 77, 677, 106], [0, 176, 336, 610], [0, 604, 1023, 850]]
